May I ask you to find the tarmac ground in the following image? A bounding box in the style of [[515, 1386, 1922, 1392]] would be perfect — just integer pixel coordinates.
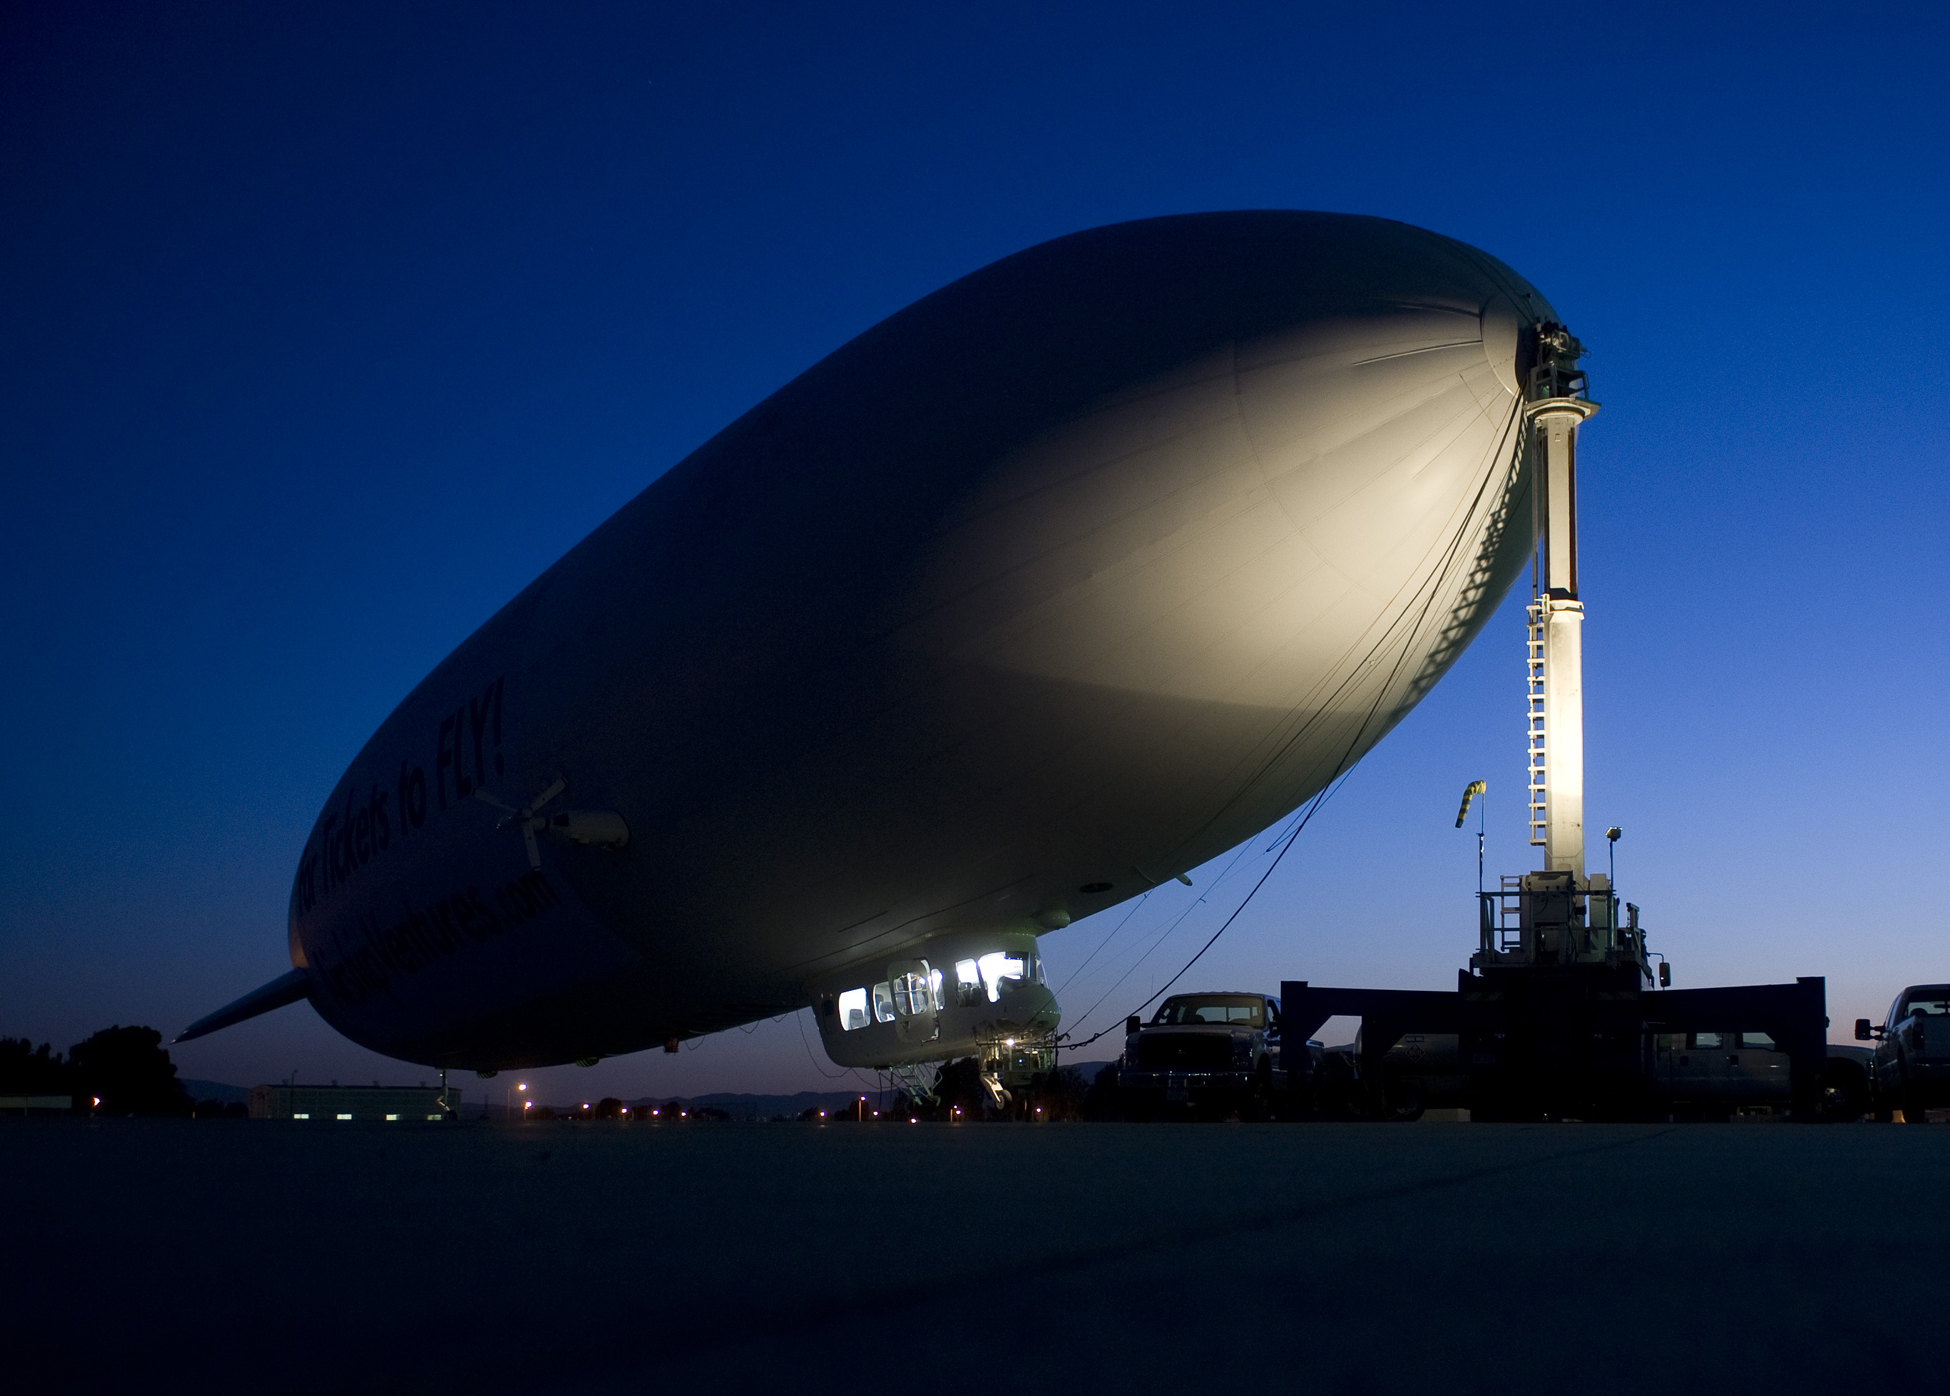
[[4, 1116, 1944, 1394]]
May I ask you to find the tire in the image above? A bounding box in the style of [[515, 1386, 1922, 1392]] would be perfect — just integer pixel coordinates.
[[1381, 1076, 1425, 1123], [1313, 1054, 1358, 1121], [1816, 1062, 1868, 1122], [1244, 1060, 1274, 1121]]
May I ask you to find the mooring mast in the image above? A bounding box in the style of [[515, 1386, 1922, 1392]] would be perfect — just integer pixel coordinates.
[[1526, 324, 1597, 880], [1479, 326, 1636, 973], [1285, 320, 1834, 1122]]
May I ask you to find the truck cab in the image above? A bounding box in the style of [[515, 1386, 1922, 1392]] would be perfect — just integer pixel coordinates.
[[1657, 1028, 1873, 1121], [1856, 984, 1950, 1120], [1655, 1029, 1793, 1114], [1119, 992, 1310, 1118]]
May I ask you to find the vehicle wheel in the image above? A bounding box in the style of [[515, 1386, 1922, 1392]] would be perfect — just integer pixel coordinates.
[[1904, 1086, 1933, 1123], [1245, 1060, 1274, 1121], [1381, 1077, 1424, 1123], [1285, 1080, 1320, 1121], [1816, 1062, 1867, 1122], [1313, 1055, 1357, 1121]]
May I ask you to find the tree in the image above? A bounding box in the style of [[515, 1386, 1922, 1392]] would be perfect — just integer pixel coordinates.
[[1033, 1065, 1089, 1121], [67, 1026, 192, 1116], [0, 1037, 74, 1095], [1082, 1063, 1124, 1120], [932, 1057, 989, 1117]]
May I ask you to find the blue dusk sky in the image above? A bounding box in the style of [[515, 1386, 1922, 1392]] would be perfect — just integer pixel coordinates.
[[3, 2, 1945, 1105]]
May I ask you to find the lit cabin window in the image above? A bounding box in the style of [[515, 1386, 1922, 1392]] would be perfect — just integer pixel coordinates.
[[873, 982, 897, 1023], [978, 951, 1027, 1003], [837, 987, 870, 1031], [891, 968, 936, 1017], [954, 959, 982, 1008], [385, 1113, 400, 1121], [292, 1112, 310, 1120], [336, 1113, 353, 1120]]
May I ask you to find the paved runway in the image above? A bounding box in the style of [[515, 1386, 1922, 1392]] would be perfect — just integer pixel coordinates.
[[4, 1118, 1943, 1393]]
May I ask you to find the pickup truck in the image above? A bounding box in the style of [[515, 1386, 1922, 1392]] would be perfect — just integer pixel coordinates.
[[1856, 984, 1950, 1121], [1655, 1029, 1873, 1121], [1118, 992, 1318, 1119], [1317, 1028, 1872, 1121]]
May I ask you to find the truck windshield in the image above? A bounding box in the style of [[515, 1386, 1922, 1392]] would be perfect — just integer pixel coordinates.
[[1153, 996, 1263, 1027]]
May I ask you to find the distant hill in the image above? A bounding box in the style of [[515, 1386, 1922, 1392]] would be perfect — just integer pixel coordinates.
[[180, 1079, 250, 1104]]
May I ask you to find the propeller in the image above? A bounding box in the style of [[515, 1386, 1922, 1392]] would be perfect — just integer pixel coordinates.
[[474, 779, 566, 870]]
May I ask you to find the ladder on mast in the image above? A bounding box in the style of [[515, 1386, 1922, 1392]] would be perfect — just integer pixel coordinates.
[[1527, 601, 1548, 847]]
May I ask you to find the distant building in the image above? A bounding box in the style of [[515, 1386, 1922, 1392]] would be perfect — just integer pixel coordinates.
[[1, 1095, 73, 1114], [247, 1084, 458, 1121]]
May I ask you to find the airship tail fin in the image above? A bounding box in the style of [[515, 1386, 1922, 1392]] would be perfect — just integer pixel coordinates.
[[174, 968, 311, 1044]]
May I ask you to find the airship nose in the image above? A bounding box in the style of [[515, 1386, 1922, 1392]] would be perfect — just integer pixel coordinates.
[[1481, 293, 1526, 399]]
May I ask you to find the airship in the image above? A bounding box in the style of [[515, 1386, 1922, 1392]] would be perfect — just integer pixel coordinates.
[[181, 210, 1570, 1097]]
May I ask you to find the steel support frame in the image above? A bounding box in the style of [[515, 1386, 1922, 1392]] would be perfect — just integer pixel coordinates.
[[1280, 975, 1828, 1120]]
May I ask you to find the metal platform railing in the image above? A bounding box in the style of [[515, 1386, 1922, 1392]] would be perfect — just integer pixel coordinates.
[[1477, 879, 1647, 968]]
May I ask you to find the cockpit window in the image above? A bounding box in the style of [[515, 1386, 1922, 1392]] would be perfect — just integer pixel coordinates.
[[1152, 995, 1264, 1027], [977, 952, 1027, 1003]]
